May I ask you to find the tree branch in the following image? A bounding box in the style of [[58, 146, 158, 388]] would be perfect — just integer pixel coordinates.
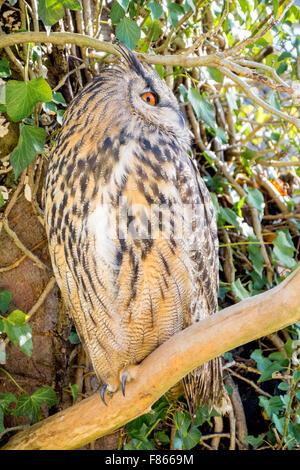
[[2, 267, 300, 450]]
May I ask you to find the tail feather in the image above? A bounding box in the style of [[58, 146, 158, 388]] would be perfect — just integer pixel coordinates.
[[183, 357, 223, 416]]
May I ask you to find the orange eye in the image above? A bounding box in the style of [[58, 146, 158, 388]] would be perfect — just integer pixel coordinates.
[[141, 92, 157, 106]]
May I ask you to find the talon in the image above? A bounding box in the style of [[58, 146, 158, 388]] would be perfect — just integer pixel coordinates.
[[121, 372, 128, 397], [100, 384, 108, 406]]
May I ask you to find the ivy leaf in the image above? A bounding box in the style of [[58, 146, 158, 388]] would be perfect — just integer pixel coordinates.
[[116, 17, 141, 50], [52, 91, 66, 106], [0, 59, 11, 78], [194, 404, 220, 426], [231, 279, 250, 301], [184, 0, 195, 12], [148, 1, 163, 21], [31, 386, 58, 407], [218, 206, 239, 229], [110, 1, 125, 24], [156, 430, 170, 444], [181, 426, 202, 450], [187, 88, 216, 129], [3, 313, 33, 356], [10, 125, 47, 179], [38, 0, 82, 27], [248, 238, 264, 277], [13, 387, 58, 423], [258, 396, 284, 418], [6, 77, 52, 122], [0, 290, 12, 314], [246, 187, 265, 217], [167, 1, 184, 27], [272, 230, 296, 268], [0, 392, 17, 412], [292, 424, 300, 444], [0, 392, 17, 433], [174, 411, 191, 438], [207, 66, 223, 83], [251, 349, 288, 382], [243, 434, 263, 448], [68, 331, 81, 344]]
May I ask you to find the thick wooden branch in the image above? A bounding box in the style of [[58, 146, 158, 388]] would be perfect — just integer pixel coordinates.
[[2, 267, 300, 450], [1, 32, 300, 129]]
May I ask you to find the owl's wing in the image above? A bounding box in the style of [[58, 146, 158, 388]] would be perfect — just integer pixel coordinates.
[[177, 153, 223, 412]]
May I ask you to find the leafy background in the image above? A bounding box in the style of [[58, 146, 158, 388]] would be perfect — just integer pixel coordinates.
[[0, 0, 299, 450]]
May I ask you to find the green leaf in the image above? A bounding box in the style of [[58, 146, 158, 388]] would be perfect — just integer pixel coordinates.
[[6, 309, 28, 326], [292, 423, 300, 444], [0, 392, 17, 412], [0, 341, 6, 363], [0, 290, 12, 314], [181, 426, 201, 450], [246, 187, 265, 215], [13, 387, 58, 423], [0, 59, 11, 78], [52, 91, 66, 106], [272, 230, 296, 268], [116, 17, 141, 50], [278, 381, 289, 391], [194, 404, 219, 426], [68, 331, 81, 344], [187, 88, 216, 129], [0, 392, 17, 433], [231, 279, 250, 301], [276, 62, 288, 75], [223, 351, 233, 361], [184, 0, 195, 12], [238, 0, 249, 13], [167, 1, 184, 27], [13, 394, 41, 423], [259, 395, 284, 418], [219, 206, 239, 229], [31, 386, 58, 407], [248, 239, 264, 277], [38, 0, 82, 27], [224, 384, 233, 395], [243, 434, 263, 447], [4, 322, 32, 356], [156, 430, 170, 444], [110, 0, 125, 24], [10, 125, 47, 179], [68, 383, 79, 403], [251, 349, 288, 382], [6, 77, 52, 122], [207, 66, 223, 83], [174, 410, 191, 437], [148, 1, 163, 21]]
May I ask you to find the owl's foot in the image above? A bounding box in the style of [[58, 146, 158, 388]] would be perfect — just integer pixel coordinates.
[[99, 365, 140, 406], [119, 364, 139, 397], [121, 372, 128, 397], [100, 383, 108, 406]]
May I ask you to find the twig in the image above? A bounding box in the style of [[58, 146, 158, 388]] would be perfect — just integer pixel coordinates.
[[225, 375, 249, 449], [2, 219, 48, 272], [26, 277, 56, 321], [229, 369, 272, 398], [0, 239, 46, 272]]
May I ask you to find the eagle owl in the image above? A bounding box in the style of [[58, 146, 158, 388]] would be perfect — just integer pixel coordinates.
[[44, 43, 223, 412]]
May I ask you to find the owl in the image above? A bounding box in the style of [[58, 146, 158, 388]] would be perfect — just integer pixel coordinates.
[[44, 43, 223, 413]]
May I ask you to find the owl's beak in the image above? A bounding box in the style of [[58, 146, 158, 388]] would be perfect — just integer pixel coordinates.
[[179, 112, 185, 129]]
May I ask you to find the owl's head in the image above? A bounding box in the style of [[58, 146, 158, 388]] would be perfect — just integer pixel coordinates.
[[107, 42, 189, 144]]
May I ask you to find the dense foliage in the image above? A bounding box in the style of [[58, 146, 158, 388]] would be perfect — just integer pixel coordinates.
[[0, 0, 299, 450]]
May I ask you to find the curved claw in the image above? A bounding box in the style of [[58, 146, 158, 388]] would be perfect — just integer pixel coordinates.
[[100, 384, 108, 406], [121, 372, 128, 397]]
